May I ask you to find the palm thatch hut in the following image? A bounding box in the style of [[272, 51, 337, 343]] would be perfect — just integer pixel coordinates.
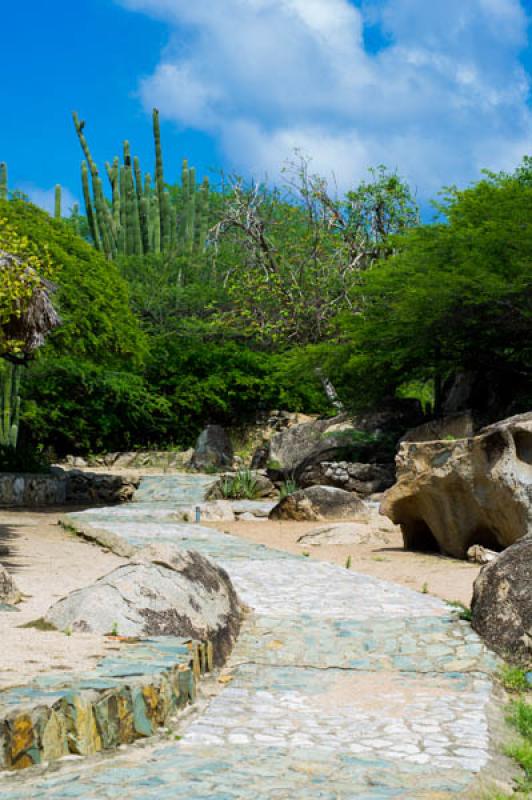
[[0, 249, 61, 363]]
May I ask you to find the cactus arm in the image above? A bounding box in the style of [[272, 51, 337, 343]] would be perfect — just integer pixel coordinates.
[[0, 162, 8, 200]]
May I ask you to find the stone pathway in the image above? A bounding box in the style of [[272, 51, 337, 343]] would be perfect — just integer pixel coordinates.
[[0, 476, 501, 798]]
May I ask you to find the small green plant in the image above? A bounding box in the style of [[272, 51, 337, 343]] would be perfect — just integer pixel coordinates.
[[345, 555, 352, 569], [302, 551, 310, 558], [447, 600, 473, 622], [279, 479, 297, 499], [500, 665, 530, 694], [421, 582, 429, 594], [505, 699, 532, 792], [64, 626, 72, 637], [219, 470, 260, 500], [109, 621, 119, 637]]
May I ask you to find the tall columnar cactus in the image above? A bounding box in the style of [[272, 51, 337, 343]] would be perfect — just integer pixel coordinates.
[[54, 185, 62, 219], [0, 163, 7, 201], [0, 362, 21, 449], [152, 108, 166, 248], [73, 111, 211, 257]]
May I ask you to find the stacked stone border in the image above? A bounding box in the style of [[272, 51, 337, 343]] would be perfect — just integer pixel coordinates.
[[0, 636, 214, 771], [0, 517, 222, 772]]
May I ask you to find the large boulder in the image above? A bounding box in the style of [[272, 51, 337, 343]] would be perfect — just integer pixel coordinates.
[[471, 535, 532, 663], [0, 564, 21, 605], [269, 486, 366, 522], [264, 407, 420, 480], [191, 425, 233, 471], [299, 461, 394, 496], [45, 544, 243, 665], [381, 412, 532, 559]]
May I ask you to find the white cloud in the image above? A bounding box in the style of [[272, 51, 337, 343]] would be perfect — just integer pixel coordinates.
[[19, 184, 79, 217], [119, 0, 532, 196]]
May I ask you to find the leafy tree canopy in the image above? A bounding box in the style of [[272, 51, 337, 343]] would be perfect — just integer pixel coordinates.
[[325, 164, 532, 413], [0, 199, 145, 364]]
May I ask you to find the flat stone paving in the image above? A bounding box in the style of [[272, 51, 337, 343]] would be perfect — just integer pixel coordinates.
[[0, 477, 500, 798]]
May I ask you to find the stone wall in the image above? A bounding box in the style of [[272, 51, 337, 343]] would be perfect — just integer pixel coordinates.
[[0, 469, 139, 508], [299, 461, 395, 496], [0, 638, 212, 770]]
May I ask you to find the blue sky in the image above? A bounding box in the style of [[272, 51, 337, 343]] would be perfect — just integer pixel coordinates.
[[1, 0, 531, 214]]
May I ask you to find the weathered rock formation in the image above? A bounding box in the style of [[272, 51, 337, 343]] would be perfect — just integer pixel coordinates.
[[297, 522, 390, 547], [45, 544, 243, 665], [0, 563, 21, 605], [299, 461, 394, 496], [471, 535, 532, 663], [270, 486, 366, 522], [263, 407, 420, 480], [400, 412, 474, 443], [191, 425, 233, 471], [381, 412, 532, 559]]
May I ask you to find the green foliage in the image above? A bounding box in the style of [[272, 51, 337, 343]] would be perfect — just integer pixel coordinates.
[[73, 110, 211, 258], [22, 357, 170, 453], [447, 600, 473, 622], [0, 199, 143, 363], [0, 441, 50, 473], [219, 470, 260, 500], [212, 159, 419, 347], [279, 479, 297, 499], [327, 165, 532, 414], [0, 211, 55, 358], [506, 699, 532, 792], [500, 666, 531, 694]]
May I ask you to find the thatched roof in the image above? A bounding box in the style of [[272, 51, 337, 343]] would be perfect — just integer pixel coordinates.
[[0, 249, 61, 362]]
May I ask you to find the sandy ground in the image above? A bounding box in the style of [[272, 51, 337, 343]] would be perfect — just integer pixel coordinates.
[[204, 509, 481, 608], [0, 503, 481, 690], [0, 508, 126, 689]]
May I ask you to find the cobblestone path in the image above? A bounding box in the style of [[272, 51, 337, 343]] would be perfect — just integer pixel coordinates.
[[1, 477, 500, 799]]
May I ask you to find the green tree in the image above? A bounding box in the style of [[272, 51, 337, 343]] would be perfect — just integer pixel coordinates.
[[326, 163, 532, 415], [211, 157, 418, 347]]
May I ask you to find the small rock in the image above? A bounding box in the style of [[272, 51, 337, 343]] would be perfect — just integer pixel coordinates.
[[269, 486, 367, 522], [467, 545, 498, 565], [0, 563, 21, 605], [297, 522, 388, 546]]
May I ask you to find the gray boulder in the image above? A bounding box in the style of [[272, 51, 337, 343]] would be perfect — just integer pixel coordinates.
[[269, 486, 366, 522], [381, 412, 532, 559], [0, 564, 21, 605], [45, 544, 243, 665], [471, 535, 532, 663], [191, 425, 233, 471], [266, 416, 360, 477]]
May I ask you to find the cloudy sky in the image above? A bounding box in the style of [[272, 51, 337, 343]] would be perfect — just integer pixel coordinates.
[[2, 0, 531, 213]]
